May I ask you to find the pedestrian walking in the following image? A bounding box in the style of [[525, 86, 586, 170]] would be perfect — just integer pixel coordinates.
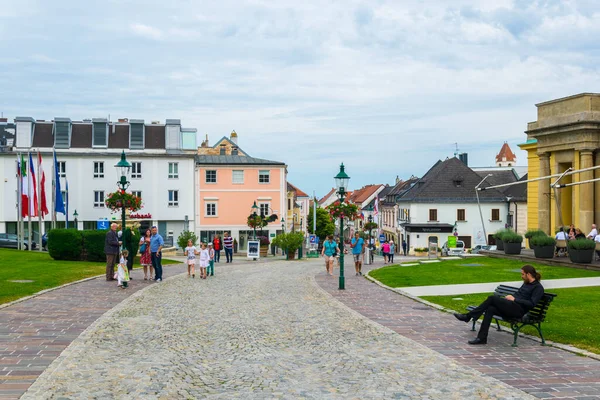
[[381, 240, 391, 264], [223, 232, 234, 263], [116, 249, 130, 288], [139, 229, 153, 280], [207, 243, 215, 276], [321, 235, 338, 276], [402, 239, 407, 256], [122, 228, 135, 278], [185, 239, 198, 278], [350, 232, 364, 276], [199, 243, 210, 279], [212, 235, 222, 263], [104, 223, 120, 281], [389, 240, 395, 263], [150, 226, 164, 282]]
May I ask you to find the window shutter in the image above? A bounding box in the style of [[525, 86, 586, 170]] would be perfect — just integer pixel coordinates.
[[130, 122, 144, 149], [53, 118, 71, 148], [92, 119, 108, 147]]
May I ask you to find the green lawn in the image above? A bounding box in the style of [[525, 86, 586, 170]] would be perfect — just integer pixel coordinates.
[[422, 287, 600, 354], [369, 257, 600, 287], [0, 249, 180, 305]]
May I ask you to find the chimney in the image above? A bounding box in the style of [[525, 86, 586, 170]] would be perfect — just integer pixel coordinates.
[[118, 118, 128, 123], [230, 130, 238, 144], [458, 153, 468, 166]]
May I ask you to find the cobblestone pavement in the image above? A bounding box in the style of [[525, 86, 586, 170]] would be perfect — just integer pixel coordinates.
[[316, 258, 600, 400], [21, 259, 531, 399]]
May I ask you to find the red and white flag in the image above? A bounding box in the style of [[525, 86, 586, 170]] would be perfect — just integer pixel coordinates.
[[28, 152, 38, 217], [38, 152, 49, 217], [18, 154, 29, 217]]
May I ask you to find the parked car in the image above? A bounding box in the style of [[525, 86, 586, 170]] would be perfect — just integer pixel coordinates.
[[0, 233, 37, 250], [471, 244, 497, 254], [441, 240, 465, 256]]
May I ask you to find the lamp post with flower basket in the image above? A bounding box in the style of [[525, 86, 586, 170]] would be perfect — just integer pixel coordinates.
[[328, 163, 352, 290]]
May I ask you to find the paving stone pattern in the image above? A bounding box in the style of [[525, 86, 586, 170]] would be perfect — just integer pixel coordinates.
[[316, 262, 600, 400], [22, 259, 531, 399]]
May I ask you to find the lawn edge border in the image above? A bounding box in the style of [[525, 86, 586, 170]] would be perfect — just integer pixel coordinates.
[[364, 271, 600, 362], [0, 263, 182, 310]]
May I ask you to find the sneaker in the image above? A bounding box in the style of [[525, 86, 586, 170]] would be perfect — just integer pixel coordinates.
[[156, 278, 162, 282], [192, 274, 195, 278]]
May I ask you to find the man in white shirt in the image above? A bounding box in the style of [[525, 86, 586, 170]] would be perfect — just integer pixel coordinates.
[[587, 224, 598, 239], [555, 228, 568, 241]]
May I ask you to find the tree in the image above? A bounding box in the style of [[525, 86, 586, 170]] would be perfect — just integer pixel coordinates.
[[307, 206, 335, 241]]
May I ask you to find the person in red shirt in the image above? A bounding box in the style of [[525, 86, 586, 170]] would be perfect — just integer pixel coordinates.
[[212, 235, 222, 263]]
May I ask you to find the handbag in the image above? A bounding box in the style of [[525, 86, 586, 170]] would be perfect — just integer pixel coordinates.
[[139, 243, 147, 253]]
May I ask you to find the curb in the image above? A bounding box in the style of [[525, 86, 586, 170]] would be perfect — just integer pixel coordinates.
[[364, 271, 600, 362]]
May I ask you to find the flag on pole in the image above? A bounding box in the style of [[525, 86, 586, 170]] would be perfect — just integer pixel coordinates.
[[20, 154, 29, 217], [38, 152, 49, 217], [28, 153, 38, 217], [54, 150, 65, 215], [65, 178, 69, 227]]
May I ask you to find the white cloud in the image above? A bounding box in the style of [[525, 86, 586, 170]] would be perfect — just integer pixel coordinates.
[[130, 23, 163, 40]]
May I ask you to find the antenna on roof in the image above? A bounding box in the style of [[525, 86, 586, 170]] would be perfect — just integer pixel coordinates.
[[453, 142, 460, 158]]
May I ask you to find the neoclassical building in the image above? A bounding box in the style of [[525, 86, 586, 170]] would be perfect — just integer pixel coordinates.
[[519, 93, 600, 234]]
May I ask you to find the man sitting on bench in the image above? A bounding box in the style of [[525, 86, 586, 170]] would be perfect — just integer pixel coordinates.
[[453, 265, 544, 345]]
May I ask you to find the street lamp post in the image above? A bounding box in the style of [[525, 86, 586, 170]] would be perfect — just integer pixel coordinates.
[[114, 151, 131, 250], [281, 217, 285, 233], [73, 209, 79, 230], [334, 163, 350, 290], [251, 201, 259, 240]]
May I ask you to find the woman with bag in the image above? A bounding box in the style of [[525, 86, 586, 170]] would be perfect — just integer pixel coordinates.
[[139, 229, 153, 280]]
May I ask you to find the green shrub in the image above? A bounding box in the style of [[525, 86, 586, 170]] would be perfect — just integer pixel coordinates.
[[177, 230, 198, 249], [48, 229, 83, 261], [414, 247, 428, 252], [82, 230, 107, 262], [128, 229, 140, 256], [271, 232, 305, 255], [493, 229, 509, 240], [530, 235, 556, 247], [502, 231, 523, 243], [568, 238, 596, 250], [525, 229, 547, 239]]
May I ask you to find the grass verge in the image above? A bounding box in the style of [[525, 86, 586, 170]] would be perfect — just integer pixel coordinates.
[[370, 257, 600, 287], [422, 287, 600, 354], [0, 249, 180, 305]]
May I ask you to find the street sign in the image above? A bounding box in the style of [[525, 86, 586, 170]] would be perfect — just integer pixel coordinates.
[[97, 219, 109, 230], [309, 235, 318, 244], [270, 233, 276, 237], [379, 234, 386, 242]]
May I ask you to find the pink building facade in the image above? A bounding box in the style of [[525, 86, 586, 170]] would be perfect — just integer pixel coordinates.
[[195, 133, 287, 251]]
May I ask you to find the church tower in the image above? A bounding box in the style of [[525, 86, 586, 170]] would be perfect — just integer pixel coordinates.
[[495, 142, 516, 167]]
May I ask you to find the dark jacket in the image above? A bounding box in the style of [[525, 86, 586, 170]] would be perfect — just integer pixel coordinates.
[[514, 280, 544, 313], [104, 230, 120, 255]]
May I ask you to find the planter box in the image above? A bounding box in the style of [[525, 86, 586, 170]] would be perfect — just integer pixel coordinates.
[[568, 248, 594, 264], [503, 242, 522, 255], [496, 239, 504, 251], [287, 251, 296, 260], [414, 251, 427, 257], [260, 246, 269, 257], [533, 245, 554, 259]]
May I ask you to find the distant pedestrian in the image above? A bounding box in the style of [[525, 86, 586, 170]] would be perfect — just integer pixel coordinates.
[[402, 239, 407, 256], [207, 243, 215, 276], [350, 232, 364, 276], [212, 235, 222, 263], [185, 239, 198, 279], [199, 243, 210, 279], [223, 232, 234, 263], [389, 240, 395, 263], [150, 226, 164, 282], [116, 249, 130, 289], [321, 235, 338, 276], [381, 240, 391, 264], [104, 223, 120, 281], [139, 229, 153, 280]]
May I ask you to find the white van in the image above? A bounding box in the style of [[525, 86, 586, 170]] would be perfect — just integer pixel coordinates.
[[441, 240, 465, 256]]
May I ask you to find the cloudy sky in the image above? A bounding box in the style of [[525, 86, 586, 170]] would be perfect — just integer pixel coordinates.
[[1, 0, 599, 197]]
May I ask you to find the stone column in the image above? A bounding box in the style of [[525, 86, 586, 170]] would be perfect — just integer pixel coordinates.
[[595, 152, 600, 225], [580, 150, 594, 230], [538, 153, 551, 234]]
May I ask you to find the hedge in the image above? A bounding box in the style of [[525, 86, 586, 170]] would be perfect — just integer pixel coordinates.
[[530, 235, 556, 247], [81, 230, 106, 262], [48, 229, 83, 261], [568, 238, 596, 250]]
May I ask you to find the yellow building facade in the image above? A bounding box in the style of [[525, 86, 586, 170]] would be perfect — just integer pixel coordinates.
[[519, 93, 600, 234]]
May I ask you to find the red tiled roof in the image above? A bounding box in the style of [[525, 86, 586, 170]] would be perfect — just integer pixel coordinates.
[[348, 184, 382, 204], [287, 182, 309, 197], [496, 142, 516, 162], [318, 188, 336, 204]]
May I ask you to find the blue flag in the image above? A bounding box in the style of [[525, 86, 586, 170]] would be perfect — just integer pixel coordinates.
[[54, 150, 65, 214]]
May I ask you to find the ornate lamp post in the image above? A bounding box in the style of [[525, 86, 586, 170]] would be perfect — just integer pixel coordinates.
[[334, 163, 350, 290], [114, 151, 131, 249], [73, 209, 79, 230], [251, 201, 259, 239], [367, 204, 374, 251], [281, 217, 285, 233]]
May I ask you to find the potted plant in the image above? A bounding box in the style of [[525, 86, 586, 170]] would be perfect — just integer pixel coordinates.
[[568, 238, 595, 264], [271, 232, 305, 260], [105, 190, 142, 213], [493, 229, 508, 251], [502, 231, 523, 255], [524, 229, 547, 249], [530, 235, 556, 259], [413, 247, 428, 257], [258, 236, 270, 257]]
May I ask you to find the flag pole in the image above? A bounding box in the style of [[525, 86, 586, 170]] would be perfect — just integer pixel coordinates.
[[27, 151, 32, 251], [51, 149, 56, 229], [37, 150, 43, 251], [17, 154, 22, 251]]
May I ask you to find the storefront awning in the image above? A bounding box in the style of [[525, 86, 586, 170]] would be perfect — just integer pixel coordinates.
[[400, 223, 454, 233]]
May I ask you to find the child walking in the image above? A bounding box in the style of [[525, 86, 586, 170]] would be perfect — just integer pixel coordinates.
[[198, 243, 210, 279], [117, 249, 130, 288], [207, 243, 215, 277], [184, 239, 198, 278]]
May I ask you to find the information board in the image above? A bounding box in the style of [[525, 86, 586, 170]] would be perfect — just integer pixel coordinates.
[[97, 219, 109, 230], [247, 240, 260, 259]]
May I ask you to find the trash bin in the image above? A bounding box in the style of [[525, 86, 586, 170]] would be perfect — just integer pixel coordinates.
[[365, 247, 371, 265]]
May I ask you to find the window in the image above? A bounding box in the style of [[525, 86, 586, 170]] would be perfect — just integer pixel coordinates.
[[458, 236, 472, 248], [429, 209, 437, 221], [168, 190, 179, 207], [205, 170, 217, 183], [491, 208, 500, 221], [219, 146, 226, 155], [94, 191, 105, 208], [92, 120, 108, 147], [232, 147, 239, 155], [93, 162, 104, 178], [132, 191, 142, 199], [168, 162, 179, 179], [259, 170, 270, 183], [288, 198, 292, 210], [259, 203, 269, 217], [131, 162, 142, 179], [130, 122, 144, 149], [58, 161, 66, 178], [457, 209, 466, 221], [232, 170, 244, 184], [206, 202, 217, 216]]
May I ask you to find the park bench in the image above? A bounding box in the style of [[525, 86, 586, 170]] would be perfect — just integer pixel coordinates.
[[466, 285, 557, 347]]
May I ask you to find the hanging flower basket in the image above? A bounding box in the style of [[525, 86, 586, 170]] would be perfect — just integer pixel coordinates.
[[105, 190, 142, 213], [326, 201, 360, 221]]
